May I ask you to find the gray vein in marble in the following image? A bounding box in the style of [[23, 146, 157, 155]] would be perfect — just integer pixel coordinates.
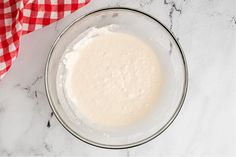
[[47, 121, 51, 128], [16, 76, 43, 100], [55, 22, 60, 33], [34, 90, 38, 98], [207, 11, 223, 17], [108, 1, 121, 7], [47, 112, 54, 128], [139, 0, 154, 8], [231, 16, 236, 25], [28, 147, 44, 156], [31, 76, 43, 86], [169, 41, 173, 54], [44, 142, 52, 152], [0, 104, 5, 113], [112, 12, 119, 18], [163, 0, 182, 30], [101, 14, 107, 19], [0, 149, 11, 157], [207, 11, 236, 26]]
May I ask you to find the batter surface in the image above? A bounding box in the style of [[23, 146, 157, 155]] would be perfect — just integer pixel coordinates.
[[64, 27, 162, 127]]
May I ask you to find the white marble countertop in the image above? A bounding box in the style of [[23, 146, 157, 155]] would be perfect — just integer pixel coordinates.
[[0, 0, 235, 156]]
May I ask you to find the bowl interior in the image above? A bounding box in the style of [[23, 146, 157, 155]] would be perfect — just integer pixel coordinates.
[[45, 8, 187, 148]]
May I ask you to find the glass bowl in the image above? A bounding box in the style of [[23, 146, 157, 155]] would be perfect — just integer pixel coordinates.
[[45, 8, 188, 149]]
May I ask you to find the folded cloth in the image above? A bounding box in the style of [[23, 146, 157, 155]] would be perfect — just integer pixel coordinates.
[[0, 0, 90, 79]]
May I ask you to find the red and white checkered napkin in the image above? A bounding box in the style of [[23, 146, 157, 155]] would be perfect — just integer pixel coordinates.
[[0, 0, 90, 79]]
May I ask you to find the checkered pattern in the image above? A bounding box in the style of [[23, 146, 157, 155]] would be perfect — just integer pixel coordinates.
[[0, 0, 90, 79]]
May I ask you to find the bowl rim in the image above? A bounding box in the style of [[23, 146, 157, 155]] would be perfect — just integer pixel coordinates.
[[45, 7, 188, 149]]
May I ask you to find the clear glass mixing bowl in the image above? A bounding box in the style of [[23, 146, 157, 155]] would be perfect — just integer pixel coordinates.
[[45, 8, 188, 149]]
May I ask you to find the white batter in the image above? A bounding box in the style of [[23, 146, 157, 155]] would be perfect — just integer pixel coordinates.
[[64, 26, 162, 127]]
